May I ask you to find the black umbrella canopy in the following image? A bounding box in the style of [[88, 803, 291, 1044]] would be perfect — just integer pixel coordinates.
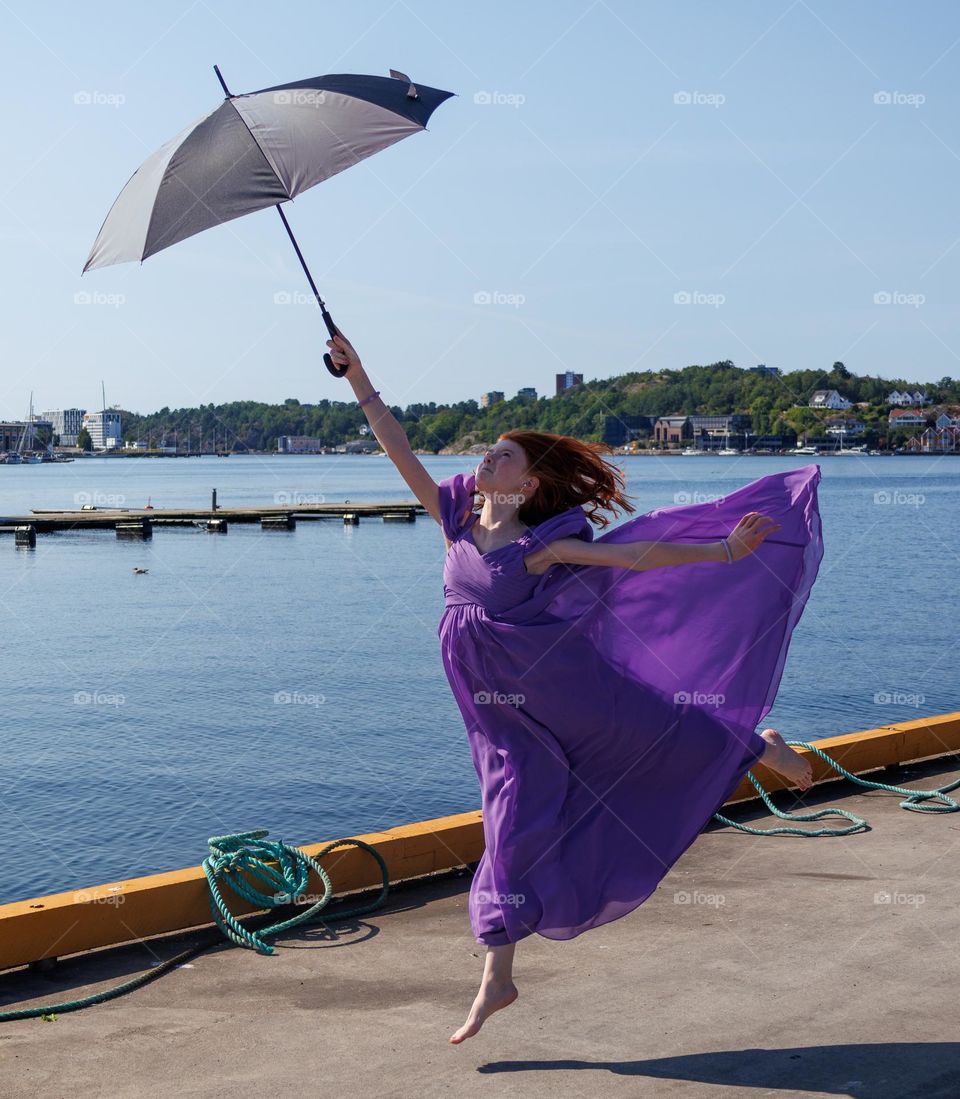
[[83, 71, 455, 272]]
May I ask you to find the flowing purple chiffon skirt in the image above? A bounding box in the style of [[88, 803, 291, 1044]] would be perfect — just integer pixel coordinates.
[[436, 464, 824, 946]]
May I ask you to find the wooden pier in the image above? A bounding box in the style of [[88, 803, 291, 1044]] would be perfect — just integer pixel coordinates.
[[0, 500, 427, 539]]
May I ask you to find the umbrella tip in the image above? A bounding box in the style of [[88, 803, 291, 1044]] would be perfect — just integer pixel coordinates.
[[213, 64, 233, 97], [389, 69, 418, 99]]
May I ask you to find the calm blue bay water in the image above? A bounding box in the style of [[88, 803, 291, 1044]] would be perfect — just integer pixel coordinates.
[[0, 454, 956, 903]]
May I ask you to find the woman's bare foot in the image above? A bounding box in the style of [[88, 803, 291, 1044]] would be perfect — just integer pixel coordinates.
[[759, 728, 814, 792], [448, 978, 518, 1044]]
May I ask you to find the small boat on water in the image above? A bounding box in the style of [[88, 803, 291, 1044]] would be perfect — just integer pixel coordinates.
[[0, 451, 47, 464]]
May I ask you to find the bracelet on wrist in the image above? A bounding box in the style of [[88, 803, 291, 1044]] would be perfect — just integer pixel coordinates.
[[721, 538, 734, 564], [357, 390, 380, 408]]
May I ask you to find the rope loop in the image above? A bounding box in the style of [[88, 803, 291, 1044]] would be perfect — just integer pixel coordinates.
[[714, 740, 960, 836]]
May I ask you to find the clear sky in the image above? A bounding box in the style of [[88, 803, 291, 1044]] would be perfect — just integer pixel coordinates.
[[2, 0, 959, 417]]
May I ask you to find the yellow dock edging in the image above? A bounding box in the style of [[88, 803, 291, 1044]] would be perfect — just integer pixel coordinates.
[[0, 712, 957, 972]]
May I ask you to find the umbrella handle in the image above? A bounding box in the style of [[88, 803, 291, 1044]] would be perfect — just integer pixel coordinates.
[[321, 307, 349, 378], [322, 353, 346, 377]]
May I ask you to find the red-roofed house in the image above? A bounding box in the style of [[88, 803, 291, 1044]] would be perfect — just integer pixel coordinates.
[[888, 408, 928, 426]]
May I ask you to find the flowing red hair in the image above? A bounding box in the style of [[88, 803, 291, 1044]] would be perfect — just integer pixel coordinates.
[[469, 430, 636, 530]]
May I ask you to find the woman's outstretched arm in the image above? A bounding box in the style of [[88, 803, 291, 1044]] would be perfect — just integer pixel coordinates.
[[524, 513, 781, 575], [326, 331, 443, 528]]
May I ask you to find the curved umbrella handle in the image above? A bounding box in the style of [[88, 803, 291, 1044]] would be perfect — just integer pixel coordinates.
[[321, 308, 349, 378], [323, 353, 347, 378]]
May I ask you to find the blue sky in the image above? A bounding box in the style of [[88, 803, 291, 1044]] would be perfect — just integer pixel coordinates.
[[2, 0, 959, 416]]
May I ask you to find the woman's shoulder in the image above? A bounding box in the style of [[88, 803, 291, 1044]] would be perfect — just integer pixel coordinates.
[[437, 470, 478, 541]]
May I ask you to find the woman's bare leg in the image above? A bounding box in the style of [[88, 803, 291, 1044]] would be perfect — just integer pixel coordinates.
[[448, 942, 519, 1044], [759, 728, 813, 791]]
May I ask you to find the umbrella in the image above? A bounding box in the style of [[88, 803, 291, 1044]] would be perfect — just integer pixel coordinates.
[[83, 66, 454, 375]]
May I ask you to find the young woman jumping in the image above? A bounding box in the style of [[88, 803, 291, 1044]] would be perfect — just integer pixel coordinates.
[[326, 330, 821, 1046]]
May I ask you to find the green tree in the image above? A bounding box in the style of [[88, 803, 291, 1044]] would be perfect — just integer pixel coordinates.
[[77, 427, 92, 451], [749, 396, 773, 436]]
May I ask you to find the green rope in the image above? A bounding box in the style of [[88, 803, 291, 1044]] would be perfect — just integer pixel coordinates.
[[714, 739, 960, 836], [201, 831, 388, 954], [0, 830, 389, 1022]]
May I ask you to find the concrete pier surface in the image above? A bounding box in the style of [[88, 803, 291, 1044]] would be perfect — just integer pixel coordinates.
[[1, 753, 958, 1099]]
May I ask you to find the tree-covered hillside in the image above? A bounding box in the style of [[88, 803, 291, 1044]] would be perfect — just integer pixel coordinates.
[[115, 361, 960, 453]]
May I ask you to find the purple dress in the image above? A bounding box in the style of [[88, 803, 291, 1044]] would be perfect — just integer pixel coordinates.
[[437, 463, 823, 946]]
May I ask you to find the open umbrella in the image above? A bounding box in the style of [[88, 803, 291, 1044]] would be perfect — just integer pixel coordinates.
[[83, 66, 454, 375]]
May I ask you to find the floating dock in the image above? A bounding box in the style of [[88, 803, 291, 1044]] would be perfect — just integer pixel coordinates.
[[0, 499, 427, 538]]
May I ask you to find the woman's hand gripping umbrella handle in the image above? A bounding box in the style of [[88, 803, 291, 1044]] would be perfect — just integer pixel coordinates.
[[320, 308, 349, 377]]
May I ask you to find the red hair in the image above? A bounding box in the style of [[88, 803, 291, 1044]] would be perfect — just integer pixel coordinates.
[[470, 430, 636, 530]]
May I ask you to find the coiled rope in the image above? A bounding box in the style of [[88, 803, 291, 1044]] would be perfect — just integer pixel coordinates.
[[0, 830, 389, 1022], [714, 739, 960, 836]]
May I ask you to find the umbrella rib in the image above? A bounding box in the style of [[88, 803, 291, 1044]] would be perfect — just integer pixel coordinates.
[[143, 110, 291, 258]]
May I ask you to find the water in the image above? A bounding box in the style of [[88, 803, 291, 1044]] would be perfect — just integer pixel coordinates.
[[0, 453, 956, 904]]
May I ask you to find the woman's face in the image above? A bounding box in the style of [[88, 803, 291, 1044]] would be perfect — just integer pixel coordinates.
[[475, 440, 534, 501]]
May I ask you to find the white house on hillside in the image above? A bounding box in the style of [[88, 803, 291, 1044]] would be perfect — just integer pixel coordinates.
[[887, 389, 929, 406], [809, 389, 852, 410], [824, 418, 866, 436]]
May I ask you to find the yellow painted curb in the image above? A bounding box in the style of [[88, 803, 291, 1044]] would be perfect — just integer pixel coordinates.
[[0, 712, 957, 972]]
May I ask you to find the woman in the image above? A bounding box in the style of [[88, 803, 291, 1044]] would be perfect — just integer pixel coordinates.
[[327, 331, 821, 1046]]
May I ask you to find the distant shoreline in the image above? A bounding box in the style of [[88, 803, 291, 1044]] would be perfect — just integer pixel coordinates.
[[43, 448, 949, 459]]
